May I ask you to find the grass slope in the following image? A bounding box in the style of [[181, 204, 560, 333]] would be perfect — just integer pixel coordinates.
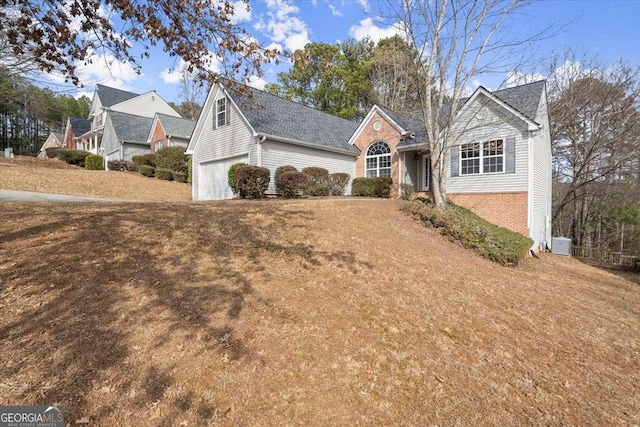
[[1, 199, 638, 426]]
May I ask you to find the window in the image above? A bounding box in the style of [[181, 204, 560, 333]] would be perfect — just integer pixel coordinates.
[[156, 139, 165, 151], [460, 139, 504, 175], [365, 141, 391, 177], [215, 97, 229, 128]]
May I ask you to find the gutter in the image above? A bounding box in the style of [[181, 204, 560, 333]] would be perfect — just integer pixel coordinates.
[[257, 132, 359, 157]]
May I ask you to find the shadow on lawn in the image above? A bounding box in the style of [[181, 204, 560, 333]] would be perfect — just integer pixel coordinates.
[[0, 202, 368, 423]]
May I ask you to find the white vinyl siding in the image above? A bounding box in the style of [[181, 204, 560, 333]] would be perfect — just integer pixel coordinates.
[[123, 143, 150, 161], [261, 140, 356, 195], [447, 94, 529, 193], [530, 90, 553, 250], [110, 92, 180, 118], [191, 86, 257, 200], [101, 116, 118, 155]]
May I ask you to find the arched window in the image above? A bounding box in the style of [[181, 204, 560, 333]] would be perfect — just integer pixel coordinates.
[[365, 141, 391, 177]]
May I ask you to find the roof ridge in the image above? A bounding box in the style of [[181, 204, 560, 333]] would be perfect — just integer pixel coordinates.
[[96, 83, 139, 96]]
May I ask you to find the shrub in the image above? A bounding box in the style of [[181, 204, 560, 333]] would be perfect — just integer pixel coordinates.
[[401, 200, 534, 265], [156, 146, 188, 174], [84, 154, 104, 170], [302, 167, 330, 196], [56, 149, 91, 167], [107, 160, 134, 171], [173, 171, 188, 183], [138, 165, 154, 177], [156, 168, 173, 181], [236, 165, 270, 199], [329, 173, 350, 196], [399, 183, 414, 200], [45, 147, 60, 158], [228, 162, 248, 195], [187, 156, 192, 184], [373, 177, 393, 198], [132, 153, 156, 168], [351, 177, 375, 196], [277, 171, 309, 198], [275, 165, 298, 194]]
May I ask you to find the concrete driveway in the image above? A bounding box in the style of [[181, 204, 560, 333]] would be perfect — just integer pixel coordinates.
[[0, 189, 124, 203]]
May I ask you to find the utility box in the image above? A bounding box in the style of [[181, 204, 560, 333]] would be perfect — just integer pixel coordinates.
[[551, 237, 572, 256]]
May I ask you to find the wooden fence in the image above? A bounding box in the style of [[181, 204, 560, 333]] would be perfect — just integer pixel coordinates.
[[572, 246, 639, 270]]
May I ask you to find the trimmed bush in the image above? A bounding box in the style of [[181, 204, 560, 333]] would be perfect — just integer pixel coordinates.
[[107, 160, 134, 171], [138, 165, 154, 177], [329, 173, 350, 196], [84, 154, 104, 170], [302, 167, 330, 196], [373, 177, 393, 198], [56, 149, 91, 167], [228, 162, 248, 195], [277, 171, 309, 198], [173, 171, 188, 183], [45, 147, 60, 158], [156, 146, 188, 175], [401, 200, 534, 265], [275, 165, 298, 194], [156, 168, 173, 181], [236, 165, 270, 199], [187, 156, 192, 184], [351, 177, 375, 196], [132, 153, 156, 168]]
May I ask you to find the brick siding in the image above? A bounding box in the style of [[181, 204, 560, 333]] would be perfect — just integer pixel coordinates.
[[447, 191, 529, 236]]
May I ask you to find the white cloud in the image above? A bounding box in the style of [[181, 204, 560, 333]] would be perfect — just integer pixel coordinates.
[[505, 70, 545, 88], [246, 75, 267, 90], [328, 4, 342, 16], [254, 0, 310, 52], [357, 0, 369, 12], [349, 18, 403, 44], [231, 0, 252, 23], [160, 59, 187, 84]]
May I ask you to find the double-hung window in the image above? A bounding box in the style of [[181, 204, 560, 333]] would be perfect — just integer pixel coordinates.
[[460, 139, 504, 175], [215, 97, 228, 128]]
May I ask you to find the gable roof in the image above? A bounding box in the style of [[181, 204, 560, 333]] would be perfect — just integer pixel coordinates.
[[96, 84, 139, 108], [109, 111, 153, 143], [69, 117, 91, 137], [156, 113, 196, 139], [491, 80, 545, 121], [229, 84, 359, 153]]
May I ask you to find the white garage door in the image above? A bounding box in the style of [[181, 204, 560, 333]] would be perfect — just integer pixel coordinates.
[[198, 154, 249, 200]]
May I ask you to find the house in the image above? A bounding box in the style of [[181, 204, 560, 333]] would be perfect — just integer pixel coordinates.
[[37, 132, 64, 158], [62, 117, 91, 150], [148, 113, 197, 152], [77, 84, 181, 165], [188, 81, 552, 250]]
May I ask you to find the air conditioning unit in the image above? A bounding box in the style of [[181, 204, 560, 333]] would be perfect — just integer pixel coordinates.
[[551, 237, 572, 256]]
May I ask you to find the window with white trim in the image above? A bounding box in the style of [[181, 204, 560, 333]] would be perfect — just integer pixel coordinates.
[[460, 139, 504, 175], [365, 141, 391, 177], [215, 97, 228, 128]]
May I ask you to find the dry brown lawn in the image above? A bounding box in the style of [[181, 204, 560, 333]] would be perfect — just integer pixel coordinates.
[[0, 156, 191, 202], [1, 197, 638, 426]]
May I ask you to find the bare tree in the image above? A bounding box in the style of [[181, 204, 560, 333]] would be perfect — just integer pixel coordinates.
[[547, 51, 640, 248], [373, 0, 553, 208]]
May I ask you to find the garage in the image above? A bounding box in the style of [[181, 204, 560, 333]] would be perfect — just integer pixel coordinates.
[[198, 154, 249, 200]]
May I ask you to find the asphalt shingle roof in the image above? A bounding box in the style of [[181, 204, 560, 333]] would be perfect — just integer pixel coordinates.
[[109, 111, 153, 143], [395, 81, 545, 148], [69, 117, 91, 137], [156, 113, 196, 139], [230, 85, 360, 153], [96, 84, 139, 108]]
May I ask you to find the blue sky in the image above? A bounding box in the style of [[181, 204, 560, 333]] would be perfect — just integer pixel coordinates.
[[44, 0, 640, 105]]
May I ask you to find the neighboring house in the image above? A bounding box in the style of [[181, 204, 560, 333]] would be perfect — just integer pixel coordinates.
[[101, 111, 154, 163], [37, 132, 64, 158], [188, 81, 552, 250], [63, 117, 91, 150], [77, 84, 181, 164], [148, 113, 196, 152]]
